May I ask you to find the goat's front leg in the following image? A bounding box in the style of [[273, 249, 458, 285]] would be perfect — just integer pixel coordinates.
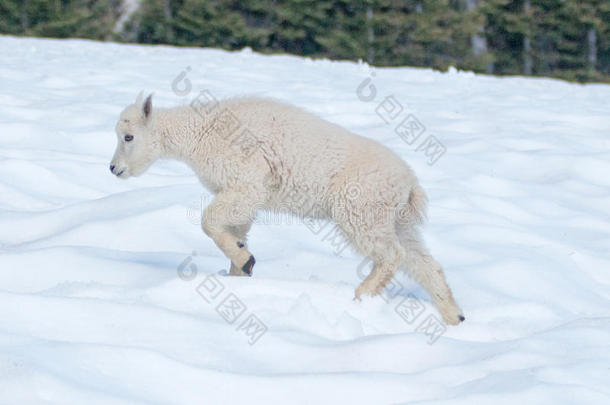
[[202, 191, 258, 276], [228, 222, 253, 276]]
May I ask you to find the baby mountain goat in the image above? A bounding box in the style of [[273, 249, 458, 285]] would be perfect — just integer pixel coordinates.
[[110, 93, 464, 325]]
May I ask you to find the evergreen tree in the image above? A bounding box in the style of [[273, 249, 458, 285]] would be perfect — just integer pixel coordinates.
[[370, 0, 482, 71], [129, 0, 182, 44], [0, 0, 121, 39], [0, 0, 608, 82], [316, 1, 370, 61]]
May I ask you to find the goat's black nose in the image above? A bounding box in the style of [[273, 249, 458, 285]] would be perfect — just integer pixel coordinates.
[[110, 164, 115, 173]]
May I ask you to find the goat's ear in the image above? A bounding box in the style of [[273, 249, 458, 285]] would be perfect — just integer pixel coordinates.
[[142, 94, 153, 118], [135, 91, 144, 105]]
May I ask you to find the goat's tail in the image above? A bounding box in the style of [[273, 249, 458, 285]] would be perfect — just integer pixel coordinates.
[[407, 183, 428, 225]]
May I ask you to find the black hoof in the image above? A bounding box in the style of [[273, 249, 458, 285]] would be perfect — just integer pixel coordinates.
[[241, 255, 255, 276], [459, 315, 465, 322]]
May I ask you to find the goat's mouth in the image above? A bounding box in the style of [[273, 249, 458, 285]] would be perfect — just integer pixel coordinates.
[[110, 164, 128, 178]]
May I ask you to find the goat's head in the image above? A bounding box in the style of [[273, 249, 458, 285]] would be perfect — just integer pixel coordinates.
[[110, 92, 161, 179]]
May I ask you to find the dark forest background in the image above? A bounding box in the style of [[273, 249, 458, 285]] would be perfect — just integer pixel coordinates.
[[1, 0, 608, 82]]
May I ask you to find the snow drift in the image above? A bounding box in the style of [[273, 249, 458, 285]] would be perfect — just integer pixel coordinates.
[[0, 36, 609, 404]]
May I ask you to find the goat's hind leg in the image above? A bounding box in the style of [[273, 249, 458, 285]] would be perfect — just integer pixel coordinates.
[[354, 238, 404, 300], [332, 199, 404, 300], [398, 225, 464, 325]]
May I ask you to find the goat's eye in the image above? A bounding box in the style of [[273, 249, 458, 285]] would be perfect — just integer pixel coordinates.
[[124, 134, 134, 142]]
